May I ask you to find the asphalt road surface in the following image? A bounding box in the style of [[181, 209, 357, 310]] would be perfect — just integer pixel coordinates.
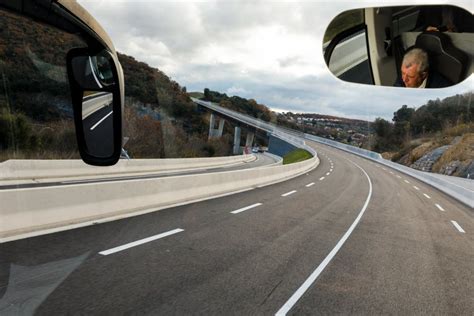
[[0, 140, 472, 315]]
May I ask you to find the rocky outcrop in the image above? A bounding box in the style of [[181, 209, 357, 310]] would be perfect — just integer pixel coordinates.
[[410, 145, 451, 172]]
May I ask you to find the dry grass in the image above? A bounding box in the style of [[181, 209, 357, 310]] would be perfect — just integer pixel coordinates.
[[432, 133, 474, 173]]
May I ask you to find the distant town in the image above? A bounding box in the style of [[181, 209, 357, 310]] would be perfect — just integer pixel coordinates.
[[276, 112, 372, 148]]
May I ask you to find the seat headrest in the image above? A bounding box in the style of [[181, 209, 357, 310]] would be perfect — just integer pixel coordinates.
[[415, 32, 468, 84]]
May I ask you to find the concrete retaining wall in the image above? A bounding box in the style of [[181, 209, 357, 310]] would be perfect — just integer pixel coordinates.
[[0, 155, 318, 242], [0, 155, 256, 181]]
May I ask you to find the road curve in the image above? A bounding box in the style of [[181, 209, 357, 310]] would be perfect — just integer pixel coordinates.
[[0, 140, 472, 315]]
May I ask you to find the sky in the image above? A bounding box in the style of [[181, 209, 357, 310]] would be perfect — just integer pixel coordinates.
[[79, 0, 473, 121]]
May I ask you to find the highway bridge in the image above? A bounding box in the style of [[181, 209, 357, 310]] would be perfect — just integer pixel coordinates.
[[0, 100, 472, 315]]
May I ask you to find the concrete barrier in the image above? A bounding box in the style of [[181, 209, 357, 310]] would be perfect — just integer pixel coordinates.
[[0, 154, 318, 242], [0, 155, 256, 181]]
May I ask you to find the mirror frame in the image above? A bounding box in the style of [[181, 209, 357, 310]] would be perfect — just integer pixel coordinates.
[[66, 47, 124, 166]]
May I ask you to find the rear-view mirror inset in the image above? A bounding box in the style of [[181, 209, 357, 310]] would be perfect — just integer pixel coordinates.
[[323, 5, 473, 88]]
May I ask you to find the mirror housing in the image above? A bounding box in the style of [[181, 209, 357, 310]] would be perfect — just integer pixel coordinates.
[[67, 48, 124, 166]]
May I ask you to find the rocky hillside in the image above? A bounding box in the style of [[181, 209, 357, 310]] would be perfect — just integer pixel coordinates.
[[389, 133, 474, 178]]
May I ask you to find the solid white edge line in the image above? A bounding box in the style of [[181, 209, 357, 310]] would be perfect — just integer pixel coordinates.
[[435, 204, 445, 211], [281, 190, 297, 197], [450, 220, 465, 233], [90, 110, 113, 131], [275, 160, 373, 316], [231, 203, 263, 214], [423, 193, 431, 199], [319, 177, 325, 181], [99, 228, 184, 255], [306, 182, 315, 187]]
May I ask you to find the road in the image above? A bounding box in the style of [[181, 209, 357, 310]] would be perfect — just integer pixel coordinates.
[[0, 140, 472, 315]]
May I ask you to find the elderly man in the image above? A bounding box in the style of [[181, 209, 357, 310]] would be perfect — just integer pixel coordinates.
[[394, 48, 451, 88]]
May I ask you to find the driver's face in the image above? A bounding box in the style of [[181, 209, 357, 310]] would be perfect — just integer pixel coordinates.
[[401, 63, 426, 88]]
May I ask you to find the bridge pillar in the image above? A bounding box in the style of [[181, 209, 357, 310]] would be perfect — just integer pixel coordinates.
[[233, 126, 241, 154], [245, 131, 255, 148], [208, 113, 225, 139]]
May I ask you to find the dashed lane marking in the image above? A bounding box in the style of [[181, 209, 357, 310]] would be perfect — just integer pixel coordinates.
[[435, 204, 445, 212], [423, 193, 431, 199], [404, 180, 410, 184], [319, 177, 325, 181], [306, 182, 315, 187], [451, 221, 465, 233], [99, 228, 184, 256], [231, 203, 263, 214], [281, 190, 297, 197], [413, 186, 420, 191]]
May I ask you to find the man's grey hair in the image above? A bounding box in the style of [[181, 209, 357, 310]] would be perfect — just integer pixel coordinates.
[[402, 48, 429, 73]]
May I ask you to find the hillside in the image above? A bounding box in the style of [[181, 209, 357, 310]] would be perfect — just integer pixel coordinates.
[[374, 93, 474, 178], [0, 9, 233, 160]]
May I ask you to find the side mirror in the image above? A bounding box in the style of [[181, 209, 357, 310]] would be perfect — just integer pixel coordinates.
[[67, 48, 123, 166]]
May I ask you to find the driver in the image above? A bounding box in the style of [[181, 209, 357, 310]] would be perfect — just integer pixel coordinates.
[[394, 48, 451, 88]]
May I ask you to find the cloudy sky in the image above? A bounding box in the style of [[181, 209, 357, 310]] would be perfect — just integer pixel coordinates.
[[79, 0, 472, 121]]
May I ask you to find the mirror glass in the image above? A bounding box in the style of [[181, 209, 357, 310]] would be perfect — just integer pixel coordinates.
[[81, 91, 115, 158], [323, 5, 473, 88], [71, 50, 116, 90], [69, 49, 119, 161]]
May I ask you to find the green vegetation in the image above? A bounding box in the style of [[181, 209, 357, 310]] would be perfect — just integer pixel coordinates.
[[283, 148, 312, 164], [202, 88, 273, 122], [0, 8, 233, 161], [373, 93, 473, 154]]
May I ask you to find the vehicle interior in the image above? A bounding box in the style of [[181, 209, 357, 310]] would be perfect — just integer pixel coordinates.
[[324, 5, 474, 87]]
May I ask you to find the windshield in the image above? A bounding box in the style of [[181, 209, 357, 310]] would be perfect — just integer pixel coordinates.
[[1, 1, 473, 314]]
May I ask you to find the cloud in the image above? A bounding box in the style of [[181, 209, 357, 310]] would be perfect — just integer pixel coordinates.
[[79, 0, 473, 121]]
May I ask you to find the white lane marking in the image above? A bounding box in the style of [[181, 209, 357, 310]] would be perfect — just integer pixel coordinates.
[[451, 221, 465, 233], [276, 160, 373, 316], [382, 167, 387, 170], [396, 175, 402, 179], [435, 204, 445, 212], [231, 203, 263, 214], [90, 110, 113, 131], [423, 193, 431, 199], [319, 177, 325, 181], [404, 180, 410, 184], [413, 186, 420, 191], [390, 171, 394, 175], [99, 228, 184, 255], [306, 182, 315, 187], [281, 190, 297, 197], [326, 172, 330, 176], [330, 169, 333, 172], [376, 165, 380, 168]]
